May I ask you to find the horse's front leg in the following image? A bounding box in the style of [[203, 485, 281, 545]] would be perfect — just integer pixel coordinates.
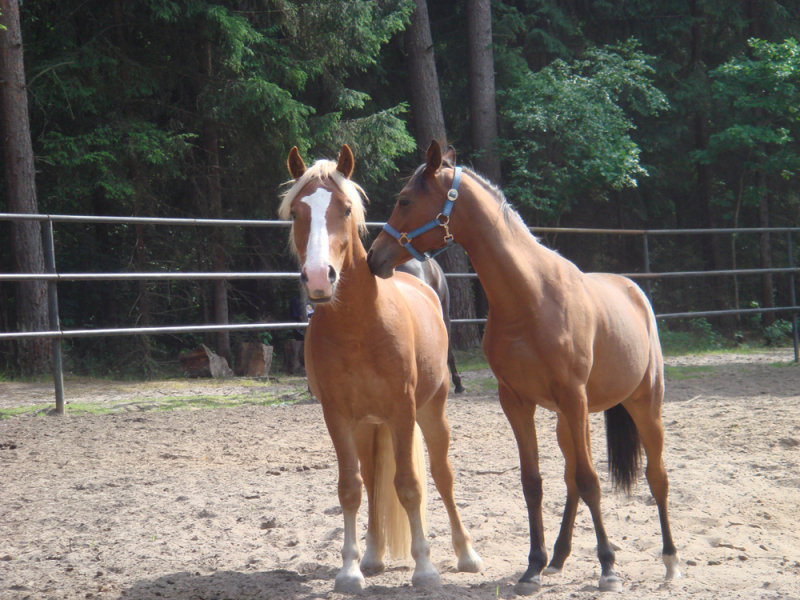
[[323, 409, 365, 593], [497, 383, 547, 595], [544, 415, 583, 575]]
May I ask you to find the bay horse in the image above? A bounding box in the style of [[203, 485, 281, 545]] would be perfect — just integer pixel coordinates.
[[396, 257, 465, 393], [278, 144, 483, 593], [367, 141, 680, 594]]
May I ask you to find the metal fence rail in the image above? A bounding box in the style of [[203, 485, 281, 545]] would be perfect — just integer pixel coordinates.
[[2, 213, 799, 413]]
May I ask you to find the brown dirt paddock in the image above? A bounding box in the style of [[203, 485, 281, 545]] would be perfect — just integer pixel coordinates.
[[1, 349, 799, 599]]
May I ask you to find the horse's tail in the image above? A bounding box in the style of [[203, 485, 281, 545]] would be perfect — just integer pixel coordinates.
[[373, 422, 427, 559], [604, 404, 643, 495]]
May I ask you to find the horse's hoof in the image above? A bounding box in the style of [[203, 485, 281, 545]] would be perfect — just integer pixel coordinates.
[[513, 575, 541, 595], [334, 571, 365, 593], [598, 572, 622, 592], [542, 565, 562, 576], [412, 567, 441, 588], [457, 548, 484, 573], [360, 556, 385, 575], [454, 385, 465, 394], [664, 553, 682, 580]]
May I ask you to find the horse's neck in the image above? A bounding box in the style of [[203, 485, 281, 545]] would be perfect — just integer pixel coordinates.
[[455, 177, 564, 315], [313, 240, 378, 330]]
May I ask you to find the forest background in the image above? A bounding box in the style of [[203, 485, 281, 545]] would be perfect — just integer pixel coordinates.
[[1, 0, 799, 377]]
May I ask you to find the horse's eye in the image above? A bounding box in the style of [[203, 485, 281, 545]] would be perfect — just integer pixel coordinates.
[[344, 207, 352, 217], [398, 197, 410, 208]]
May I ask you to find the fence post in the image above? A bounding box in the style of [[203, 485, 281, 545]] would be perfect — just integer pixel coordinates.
[[787, 231, 799, 363], [642, 232, 652, 299], [43, 220, 65, 414]]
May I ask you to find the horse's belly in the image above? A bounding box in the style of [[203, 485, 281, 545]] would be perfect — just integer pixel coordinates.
[[482, 328, 561, 411]]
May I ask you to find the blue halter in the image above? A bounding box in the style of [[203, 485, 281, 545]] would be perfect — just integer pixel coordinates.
[[382, 166, 462, 262]]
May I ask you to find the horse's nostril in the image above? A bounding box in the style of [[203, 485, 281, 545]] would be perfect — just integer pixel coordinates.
[[327, 265, 336, 283], [300, 270, 309, 284]]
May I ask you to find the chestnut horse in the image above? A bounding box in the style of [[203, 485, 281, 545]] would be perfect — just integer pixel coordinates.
[[396, 257, 465, 393], [278, 145, 482, 593], [367, 141, 680, 594]]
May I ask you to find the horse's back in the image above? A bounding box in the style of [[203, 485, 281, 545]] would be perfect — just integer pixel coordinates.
[[392, 271, 447, 343], [391, 271, 449, 384], [396, 259, 450, 321], [584, 273, 658, 343]]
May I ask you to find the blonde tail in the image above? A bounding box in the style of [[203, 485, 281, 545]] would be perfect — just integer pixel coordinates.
[[374, 423, 427, 560]]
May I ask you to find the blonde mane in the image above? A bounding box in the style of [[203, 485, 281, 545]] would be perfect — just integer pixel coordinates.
[[279, 159, 369, 238]]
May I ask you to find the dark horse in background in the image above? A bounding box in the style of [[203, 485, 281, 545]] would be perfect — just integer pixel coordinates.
[[397, 258, 465, 394]]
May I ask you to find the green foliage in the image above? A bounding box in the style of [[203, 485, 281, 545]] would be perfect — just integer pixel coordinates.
[[699, 38, 800, 215], [498, 40, 667, 222], [660, 318, 728, 354], [5, 0, 800, 375], [763, 319, 793, 346]]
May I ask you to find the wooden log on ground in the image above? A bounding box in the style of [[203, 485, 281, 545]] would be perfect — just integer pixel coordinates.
[[179, 344, 233, 378], [236, 342, 273, 377]]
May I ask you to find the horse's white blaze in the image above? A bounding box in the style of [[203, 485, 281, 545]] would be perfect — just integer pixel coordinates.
[[302, 188, 332, 270]]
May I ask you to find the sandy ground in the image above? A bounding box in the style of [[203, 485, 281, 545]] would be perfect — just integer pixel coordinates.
[[1, 349, 799, 599]]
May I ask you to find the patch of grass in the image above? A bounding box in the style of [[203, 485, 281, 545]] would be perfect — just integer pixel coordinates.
[[770, 360, 799, 368], [472, 375, 499, 393], [0, 389, 312, 420], [0, 405, 47, 419], [452, 348, 489, 371]]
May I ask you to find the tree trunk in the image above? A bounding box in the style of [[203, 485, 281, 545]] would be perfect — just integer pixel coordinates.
[[0, 0, 50, 374], [403, 0, 446, 151], [201, 39, 232, 364], [746, 3, 775, 326], [689, 0, 729, 322], [758, 186, 775, 326], [403, 0, 480, 349], [466, 0, 502, 185]]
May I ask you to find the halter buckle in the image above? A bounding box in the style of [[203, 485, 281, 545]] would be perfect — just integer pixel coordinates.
[[447, 189, 458, 201]]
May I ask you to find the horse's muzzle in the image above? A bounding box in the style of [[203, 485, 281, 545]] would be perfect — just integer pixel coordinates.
[[366, 248, 395, 279], [302, 264, 337, 301]]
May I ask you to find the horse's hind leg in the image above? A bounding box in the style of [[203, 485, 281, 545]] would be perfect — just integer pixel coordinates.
[[323, 410, 366, 593], [416, 390, 483, 573], [622, 393, 681, 580], [559, 386, 621, 592], [390, 413, 441, 588], [355, 423, 385, 575], [447, 346, 465, 394]]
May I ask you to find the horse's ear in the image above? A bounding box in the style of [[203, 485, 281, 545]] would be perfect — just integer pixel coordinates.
[[336, 144, 355, 179], [287, 146, 306, 179], [424, 140, 442, 175], [442, 145, 456, 167]]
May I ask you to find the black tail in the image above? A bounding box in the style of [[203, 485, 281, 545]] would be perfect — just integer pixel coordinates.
[[604, 404, 642, 495]]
